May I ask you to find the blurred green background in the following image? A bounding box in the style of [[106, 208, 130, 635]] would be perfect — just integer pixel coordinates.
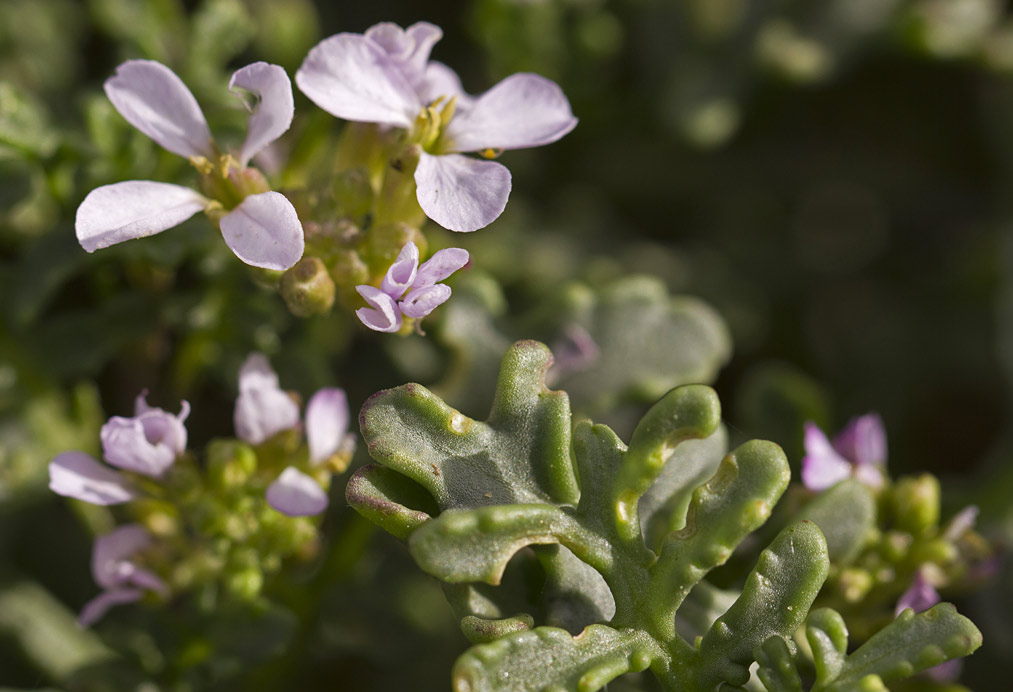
[[1, 0, 1012, 689]]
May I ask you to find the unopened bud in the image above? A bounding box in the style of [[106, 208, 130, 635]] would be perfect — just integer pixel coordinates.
[[207, 439, 257, 490], [838, 566, 873, 603], [281, 257, 335, 317], [892, 474, 940, 536]]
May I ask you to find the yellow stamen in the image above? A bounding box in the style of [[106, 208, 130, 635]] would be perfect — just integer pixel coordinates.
[[479, 148, 503, 160], [189, 155, 215, 175]]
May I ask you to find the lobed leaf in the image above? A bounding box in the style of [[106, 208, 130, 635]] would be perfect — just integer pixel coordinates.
[[452, 625, 665, 692], [646, 440, 791, 641], [697, 521, 829, 688], [824, 604, 982, 691]]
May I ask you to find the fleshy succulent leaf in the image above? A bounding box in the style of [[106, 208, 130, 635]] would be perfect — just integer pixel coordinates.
[[754, 635, 803, 692], [345, 463, 435, 540], [613, 384, 723, 543], [646, 440, 791, 641], [822, 604, 982, 691], [697, 520, 830, 688], [408, 504, 607, 585], [796, 479, 876, 564], [451, 625, 665, 692], [638, 425, 728, 551], [806, 608, 849, 687]]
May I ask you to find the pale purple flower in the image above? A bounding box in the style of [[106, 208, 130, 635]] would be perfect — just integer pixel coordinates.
[[801, 413, 887, 491], [49, 451, 138, 505], [355, 241, 469, 332], [296, 21, 577, 232], [100, 392, 190, 478], [233, 354, 354, 516], [76, 60, 304, 270], [234, 353, 301, 444], [49, 393, 189, 504], [305, 387, 353, 464], [266, 467, 329, 516], [79, 524, 168, 626]]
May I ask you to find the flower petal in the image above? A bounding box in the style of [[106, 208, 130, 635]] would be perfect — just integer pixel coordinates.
[[238, 352, 279, 392], [355, 284, 403, 332], [306, 388, 350, 464], [78, 588, 144, 628], [219, 191, 305, 270], [233, 353, 300, 445], [414, 247, 469, 288], [230, 62, 295, 167], [365, 21, 442, 89], [800, 422, 852, 491], [266, 467, 329, 516], [104, 60, 213, 158], [101, 414, 178, 478], [379, 241, 419, 297], [295, 33, 418, 127], [833, 413, 887, 467], [419, 61, 473, 108], [49, 451, 136, 505], [895, 569, 940, 615], [400, 284, 451, 319], [92, 525, 152, 589], [444, 72, 577, 152], [415, 152, 511, 232], [943, 505, 979, 541], [76, 181, 206, 253]]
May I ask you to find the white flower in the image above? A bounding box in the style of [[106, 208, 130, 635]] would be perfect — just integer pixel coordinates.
[[296, 21, 577, 232], [76, 60, 304, 270]]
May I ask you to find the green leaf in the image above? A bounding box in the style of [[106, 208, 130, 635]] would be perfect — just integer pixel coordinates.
[[358, 340, 577, 511], [638, 425, 727, 550], [806, 608, 849, 687], [754, 636, 802, 692], [344, 463, 435, 541], [796, 480, 876, 564], [452, 625, 665, 692], [613, 385, 722, 543], [409, 504, 605, 585], [548, 276, 731, 419], [697, 520, 829, 688], [647, 440, 791, 641], [825, 604, 982, 691]]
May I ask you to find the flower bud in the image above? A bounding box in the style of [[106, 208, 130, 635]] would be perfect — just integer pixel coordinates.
[[207, 439, 258, 491], [281, 257, 335, 317], [891, 474, 940, 536]]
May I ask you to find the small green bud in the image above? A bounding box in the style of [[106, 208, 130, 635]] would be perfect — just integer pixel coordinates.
[[131, 498, 180, 538], [281, 256, 336, 317], [891, 474, 940, 535], [226, 567, 263, 601], [838, 566, 874, 603], [881, 530, 913, 562], [207, 439, 258, 490]]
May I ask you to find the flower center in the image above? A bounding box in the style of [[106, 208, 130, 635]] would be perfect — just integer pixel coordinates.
[[411, 95, 457, 154], [191, 153, 270, 215]]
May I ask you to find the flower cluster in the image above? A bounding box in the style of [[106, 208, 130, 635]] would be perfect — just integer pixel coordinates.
[[355, 241, 469, 332], [48, 355, 354, 624]]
